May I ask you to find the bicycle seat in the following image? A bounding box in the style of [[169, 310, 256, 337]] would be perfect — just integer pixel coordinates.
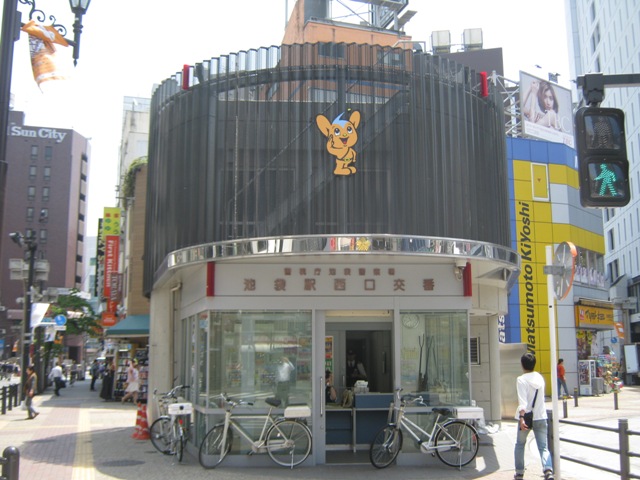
[[432, 408, 452, 417], [265, 397, 282, 407]]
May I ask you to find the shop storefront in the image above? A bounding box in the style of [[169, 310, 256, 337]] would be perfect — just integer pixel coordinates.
[[575, 302, 617, 395], [104, 315, 150, 403]]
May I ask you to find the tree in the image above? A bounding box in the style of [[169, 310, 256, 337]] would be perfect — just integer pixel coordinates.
[[41, 289, 101, 385]]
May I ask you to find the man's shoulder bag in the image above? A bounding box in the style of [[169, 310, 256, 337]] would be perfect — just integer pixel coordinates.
[[523, 389, 538, 429]]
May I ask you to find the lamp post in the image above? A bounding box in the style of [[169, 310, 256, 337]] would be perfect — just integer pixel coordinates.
[[0, 0, 91, 267], [9, 231, 36, 400]]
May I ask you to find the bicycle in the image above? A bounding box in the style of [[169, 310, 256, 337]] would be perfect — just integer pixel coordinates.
[[199, 394, 312, 469], [369, 388, 479, 469], [149, 385, 190, 459]]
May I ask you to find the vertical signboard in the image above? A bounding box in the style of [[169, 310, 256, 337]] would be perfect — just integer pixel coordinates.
[[103, 235, 119, 314]]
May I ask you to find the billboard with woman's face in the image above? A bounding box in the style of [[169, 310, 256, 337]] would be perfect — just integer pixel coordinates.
[[520, 71, 574, 147]]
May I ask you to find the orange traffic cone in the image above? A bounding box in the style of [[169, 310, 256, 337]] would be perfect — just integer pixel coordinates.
[[137, 404, 150, 440], [132, 403, 143, 439]]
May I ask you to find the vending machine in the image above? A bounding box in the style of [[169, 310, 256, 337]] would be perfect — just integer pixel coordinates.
[[578, 359, 596, 395]]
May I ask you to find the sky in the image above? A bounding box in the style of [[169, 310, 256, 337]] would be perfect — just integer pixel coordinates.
[[2, 0, 573, 236]]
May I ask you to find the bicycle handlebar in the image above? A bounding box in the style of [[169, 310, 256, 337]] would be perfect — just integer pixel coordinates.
[[395, 388, 426, 406]]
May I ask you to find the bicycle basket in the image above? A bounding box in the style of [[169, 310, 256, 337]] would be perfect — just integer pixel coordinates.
[[168, 402, 193, 415]]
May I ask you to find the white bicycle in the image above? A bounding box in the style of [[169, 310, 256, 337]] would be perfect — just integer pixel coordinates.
[[199, 394, 312, 469]]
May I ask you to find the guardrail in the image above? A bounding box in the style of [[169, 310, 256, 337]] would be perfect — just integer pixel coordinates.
[[1, 384, 19, 415], [551, 410, 640, 479]]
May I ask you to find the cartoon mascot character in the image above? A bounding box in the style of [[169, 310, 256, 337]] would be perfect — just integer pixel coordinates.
[[315, 110, 361, 176]]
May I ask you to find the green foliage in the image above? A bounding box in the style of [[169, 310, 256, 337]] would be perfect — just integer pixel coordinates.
[[122, 156, 148, 200], [49, 289, 100, 337]]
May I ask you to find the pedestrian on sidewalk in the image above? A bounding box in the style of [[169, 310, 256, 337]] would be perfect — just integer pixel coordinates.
[[90, 359, 100, 391], [100, 360, 115, 401], [557, 358, 571, 398], [48, 362, 64, 396], [514, 352, 554, 480], [24, 365, 39, 420], [121, 360, 140, 404]]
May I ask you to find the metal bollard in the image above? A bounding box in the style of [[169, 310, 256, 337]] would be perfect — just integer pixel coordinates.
[[1, 446, 20, 480], [619, 419, 630, 479], [573, 387, 579, 407], [562, 398, 568, 418], [614, 391, 619, 410], [2, 386, 6, 414]]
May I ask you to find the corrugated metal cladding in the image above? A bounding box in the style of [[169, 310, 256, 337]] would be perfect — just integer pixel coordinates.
[[144, 43, 509, 294]]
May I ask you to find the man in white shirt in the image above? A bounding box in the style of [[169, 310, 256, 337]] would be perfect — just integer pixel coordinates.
[[48, 363, 64, 396], [275, 357, 295, 406]]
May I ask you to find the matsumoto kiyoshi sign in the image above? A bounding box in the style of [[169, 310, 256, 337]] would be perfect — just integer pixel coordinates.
[[9, 124, 68, 143]]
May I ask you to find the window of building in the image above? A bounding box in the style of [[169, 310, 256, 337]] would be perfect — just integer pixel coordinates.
[[42, 186, 50, 202], [27, 186, 36, 201], [608, 259, 619, 281], [400, 311, 470, 405], [26, 207, 34, 222], [30, 145, 38, 163], [377, 49, 405, 68], [180, 310, 313, 448], [590, 23, 600, 54], [318, 42, 345, 59], [589, 1, 596, 23], [39, 229, 47, 244], [44, 146, 53, 163], [39, 208, 48, 223], [43, 166, 51, 181], [608, 229, 615, 250], [29, 165, 37, 181]]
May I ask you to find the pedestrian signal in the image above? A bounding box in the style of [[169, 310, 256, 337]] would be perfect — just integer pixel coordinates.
[[575, 107, 630, 207]]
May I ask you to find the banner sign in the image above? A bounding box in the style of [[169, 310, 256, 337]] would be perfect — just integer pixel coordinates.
[[103, 235, 119, 310]]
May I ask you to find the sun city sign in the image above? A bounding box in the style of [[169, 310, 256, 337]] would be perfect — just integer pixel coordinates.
[[9, 124, 68, 143]]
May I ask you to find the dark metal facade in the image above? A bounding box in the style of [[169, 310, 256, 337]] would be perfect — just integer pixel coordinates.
[[144, 43, 509, 294]]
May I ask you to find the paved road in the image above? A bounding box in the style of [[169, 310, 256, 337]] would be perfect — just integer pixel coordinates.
[[1, 378, 639, 480]]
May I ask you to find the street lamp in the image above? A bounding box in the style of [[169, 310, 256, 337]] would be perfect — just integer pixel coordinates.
[[9, 231, 37, 400], [69, 0, 92, 66], [0, 0, 91, 269]]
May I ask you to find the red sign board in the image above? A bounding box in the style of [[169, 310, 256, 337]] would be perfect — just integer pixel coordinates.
[[103, 235, 119, 310], [102, 312, 117, 327]]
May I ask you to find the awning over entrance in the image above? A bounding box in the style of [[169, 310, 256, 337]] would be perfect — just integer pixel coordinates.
[[105, 315, 149, 337]]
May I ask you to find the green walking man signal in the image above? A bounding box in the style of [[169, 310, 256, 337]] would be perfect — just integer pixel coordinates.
[[575, 107, 630, 208]]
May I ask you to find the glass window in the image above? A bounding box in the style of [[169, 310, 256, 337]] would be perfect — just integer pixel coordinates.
[[400, 311, 470, 406], [203, 310, 312, 408], [39, 229, 47, 244], [26, 207, 34, 222], [29, 165, 37, 181], [42, 186, 50, 202], [44, 146, 53, 162], [27, 186, 36, 201], [43, 166, 51, 181], [30, 145, 38, 162]]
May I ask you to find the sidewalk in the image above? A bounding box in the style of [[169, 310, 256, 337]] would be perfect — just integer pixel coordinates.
[[1, 379, 639, 480]]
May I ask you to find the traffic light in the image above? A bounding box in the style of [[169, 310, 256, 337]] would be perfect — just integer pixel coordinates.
[[575, 107, 630, 207]]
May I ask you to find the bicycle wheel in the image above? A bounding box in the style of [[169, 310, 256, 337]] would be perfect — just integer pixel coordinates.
[[266, 419, 312, 467], [149, 417, 172, 455], [170, 420, 184, 462], [435, 420, 479, 467], [369, 425, 402, 469], [199, 424, 233, 469]]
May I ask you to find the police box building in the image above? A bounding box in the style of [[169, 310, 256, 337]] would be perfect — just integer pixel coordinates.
[[143, 0, 519, 466]]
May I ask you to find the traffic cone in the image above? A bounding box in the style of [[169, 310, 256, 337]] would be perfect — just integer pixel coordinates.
[[136, 404, 150, 440], [132, 403, 143, 439]]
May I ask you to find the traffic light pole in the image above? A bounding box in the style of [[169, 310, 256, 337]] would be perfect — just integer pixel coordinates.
[[577, 73, 640, 105]]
